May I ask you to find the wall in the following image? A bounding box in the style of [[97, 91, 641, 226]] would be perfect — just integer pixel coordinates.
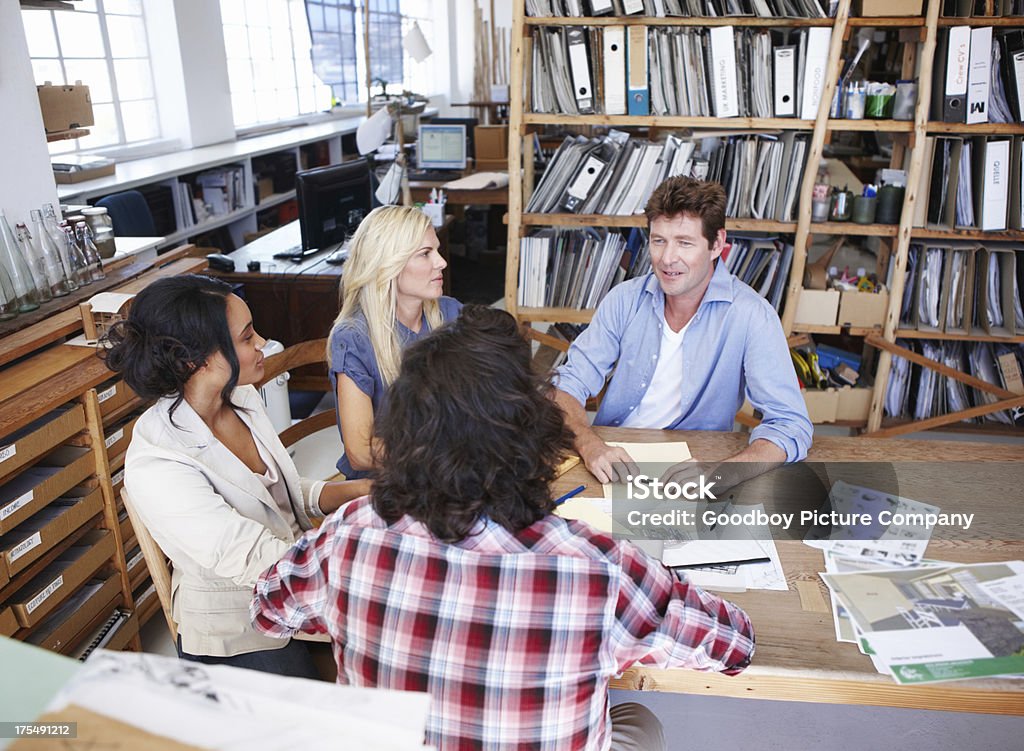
[[0, 2, 61, 227]]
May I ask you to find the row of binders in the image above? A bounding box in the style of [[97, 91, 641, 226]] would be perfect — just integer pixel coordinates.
[[722, 235, 795, 313], [914, 135, 1024, 231], [527, 131, 809, 221], [896, 243, 1024, 337], [517, 227, 646, 309], [885, 339, 1023, 424], [941, 0, 1024, 16], [931, 27, 1024, 123], [525, 0, 827, 17], [531, 24, 830, 119]]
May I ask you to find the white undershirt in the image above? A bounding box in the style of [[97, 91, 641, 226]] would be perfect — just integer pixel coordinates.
[[620, 313, 691, 429], [251, 431, 301, 538]]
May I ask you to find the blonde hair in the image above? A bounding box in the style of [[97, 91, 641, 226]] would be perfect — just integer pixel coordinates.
[[328, 205, 443, 385]]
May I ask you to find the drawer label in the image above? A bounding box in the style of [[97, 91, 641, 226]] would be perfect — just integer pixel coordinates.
[[104, 428, 125, 450], [10, 532, 42, 563], [97, 385, 117, 403], [26, 575, 63, 614], [127, 549, 145, 569], [112, 469, 125, 487], [0, 445, 16, 464], [0, 491, 34, 522]]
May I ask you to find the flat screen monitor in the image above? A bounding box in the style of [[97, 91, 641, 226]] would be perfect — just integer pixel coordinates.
[[417, 124, 467, 170], [295, 159, 372, 252]]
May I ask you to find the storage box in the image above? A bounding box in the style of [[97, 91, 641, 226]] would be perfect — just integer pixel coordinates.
[[0, 445, 95, 536], [837, 386, 874, 422], [474, 125, 509, 161], [53, 162, 116, 184], [27, 575, 121, 653], [0, 405, 85, 483], [794, 289, 840, 327], [0, 486, 104, 580], [803, 388, 840, 424], [37, 82, 94, 133], [10, 528, 115, 628], [474, 157, 509, 172], [856, 0, 922, 15], [838, 290, 890, 329], [102, 415, 138, 461]]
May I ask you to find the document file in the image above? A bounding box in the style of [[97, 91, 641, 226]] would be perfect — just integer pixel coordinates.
[[977, 137, 1011, 231], [627, 25, 649, 115], [603, 26, 626, 115], [566, 28, 595, 114], [800, 28, 831, 120], [709, 26, 739, 118], [967, 26, 993, 124], [943, 25, 971, 122], [774, 45, 797, 117]]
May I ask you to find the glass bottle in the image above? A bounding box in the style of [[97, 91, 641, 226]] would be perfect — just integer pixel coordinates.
[[61, 223, 92, 287], [0, 210, 40, 312], [31, 209, 74, 296], [81, 207, 116, 259], [15, 223, 53, 303], [811, 161, 831, 223], [76, 221, 106, 281], [0, 263, 18, 321], [43, 203, 82, 291]]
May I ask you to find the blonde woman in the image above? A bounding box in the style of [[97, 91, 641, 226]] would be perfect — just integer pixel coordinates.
[[328, 205, 461, 479]]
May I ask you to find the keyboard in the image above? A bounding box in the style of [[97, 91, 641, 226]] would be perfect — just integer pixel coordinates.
[[407, 169, 459, 182], [272, 245, 318, 261]]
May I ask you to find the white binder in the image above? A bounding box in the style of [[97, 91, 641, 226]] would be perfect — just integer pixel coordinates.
[[603, 26, 627, 116], [708, 26, 739, 118], [980, 138, 1011, 231], [966, 26, 992, 124], [943, 25, 971, 122], [566, 28, 595, 114], [622, 0, 645, 13], [773, 45, 797, 117], [627, 25, 649, 116], [799, 27, 831, 120]]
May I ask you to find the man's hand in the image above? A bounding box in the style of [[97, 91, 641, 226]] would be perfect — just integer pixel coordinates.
[[579, 438, 640, 484]]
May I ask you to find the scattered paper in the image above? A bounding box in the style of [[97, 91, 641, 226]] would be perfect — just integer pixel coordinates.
[[442, 172, 509, 190], [357, 106, 393, 156]]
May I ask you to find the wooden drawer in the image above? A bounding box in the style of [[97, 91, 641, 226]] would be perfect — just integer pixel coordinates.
[[26, 574, 121, 653], [133, 581, 161, 627], [110, 451, 126, 500], [0, 604, 18, 637], [118, 507, 133, 547], [0, 486, 104, 580], [0, 445, 94, 535], [8, 529, 115, 628], [102, 415, 137, 460], [125, 544, 148, 591], [0, 405, 85, 482], [96, 379, 138, 422], [106, 610, 139, 652]]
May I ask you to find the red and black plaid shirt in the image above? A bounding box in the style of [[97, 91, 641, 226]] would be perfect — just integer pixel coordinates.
[[252, 497, 754, 750]]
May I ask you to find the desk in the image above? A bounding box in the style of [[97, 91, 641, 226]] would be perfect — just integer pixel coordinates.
[[553, 428, 1024, 715], [409, 180, 508, 207]]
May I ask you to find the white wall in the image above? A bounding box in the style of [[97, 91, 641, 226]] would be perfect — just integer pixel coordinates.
[[170, 0, 235, 148], [0, 2, 61, 226]]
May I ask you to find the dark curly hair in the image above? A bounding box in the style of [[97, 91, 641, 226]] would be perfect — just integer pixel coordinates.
[[98, 274, 242, 422], [371, 305, 575, 542]]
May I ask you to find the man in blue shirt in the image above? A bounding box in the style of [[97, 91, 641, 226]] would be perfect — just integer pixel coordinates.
[[553, 176, 812, 483]]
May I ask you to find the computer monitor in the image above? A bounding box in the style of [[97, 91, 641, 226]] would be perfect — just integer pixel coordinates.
[[428, 117, 478, 159], [417, 124, 467, 170], [295, 159, 372, 252]]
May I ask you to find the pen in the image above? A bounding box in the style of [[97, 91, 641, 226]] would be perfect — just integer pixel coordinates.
[[554, 485, 586, 506]]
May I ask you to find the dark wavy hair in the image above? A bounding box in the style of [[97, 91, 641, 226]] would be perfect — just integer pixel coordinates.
[[371, 305, 574, 542], [99, 274, 242, 422], [644, 175, 726, 246]]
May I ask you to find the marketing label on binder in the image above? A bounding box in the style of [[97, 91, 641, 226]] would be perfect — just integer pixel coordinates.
[[709, 26, 739, 118], [603, 26, 626, 116], [566, 28, 594, 114], [774, 46, 797, 118], [944, 25, 970, 123], [627, 26, 648, 116]]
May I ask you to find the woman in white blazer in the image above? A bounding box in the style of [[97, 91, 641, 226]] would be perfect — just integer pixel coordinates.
[[103, 275, 370, 677]]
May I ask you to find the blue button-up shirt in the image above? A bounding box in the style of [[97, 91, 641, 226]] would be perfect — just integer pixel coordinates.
[[554, 262, 812, 462]]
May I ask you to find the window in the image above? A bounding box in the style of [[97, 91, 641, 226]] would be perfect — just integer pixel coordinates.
[[219, 0, 334, 129], [21, 0, 161, 155]]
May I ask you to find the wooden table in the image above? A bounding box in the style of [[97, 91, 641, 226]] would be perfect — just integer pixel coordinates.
[[552, 427, 1024, 715]]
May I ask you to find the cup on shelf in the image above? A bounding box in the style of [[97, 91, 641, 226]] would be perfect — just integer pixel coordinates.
[[852, 196, 877, 224], [875, 185, 905, 224]]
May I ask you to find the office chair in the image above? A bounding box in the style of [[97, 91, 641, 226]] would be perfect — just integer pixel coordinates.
[[95, 190, 157, 237], [257, 338, 337, 450], [121, 488, 177, 643]]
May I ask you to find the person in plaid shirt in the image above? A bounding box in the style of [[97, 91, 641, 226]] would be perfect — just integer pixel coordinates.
[[252, 305, 755, 750]]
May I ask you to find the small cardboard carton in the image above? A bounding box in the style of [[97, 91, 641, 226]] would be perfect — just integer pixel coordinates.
[[803, 388, 840, 424], [838, 289, 890, 329], [837, 386, 874, 422], [794, 289, 840, 327], [29, 574, 121, 653], [857, 0, 923, 15], [37, 82, 94, 133], [474, 125, 509, 161]]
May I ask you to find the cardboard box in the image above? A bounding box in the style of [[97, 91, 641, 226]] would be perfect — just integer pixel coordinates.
[[37, 82, 94, 133], [0, 405, 85, 483], [10, 529, 115, 628], [53, 162, 116, 184], [474, 125, 509, 161], [474, 157, 509, 172], [0, 487, 104, 580], [838, 290, 890, 329], [794, 289, 840, 327], [0, 605, 18, 637], [803, 388, 839, 424], [28, 575, 121, 653], [0, 446, 95, 536], [837, 386, 874, 422], [856, 0, 922, 15]]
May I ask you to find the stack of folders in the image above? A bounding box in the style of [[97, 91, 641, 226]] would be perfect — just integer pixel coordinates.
[[913, 135, 1024, 231], [518, 228, 642, 309], [530, 23, 830, 119], [722, 236, 795, 313], [527, 132, 808, 221], [524, 1, 827, 19], [896, 243, 1024, 338], [930, 25, 1020, 124], [884, 339, 1023, 424]]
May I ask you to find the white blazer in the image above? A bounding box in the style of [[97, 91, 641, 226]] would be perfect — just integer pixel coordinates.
[[125, 385, 325, 657]]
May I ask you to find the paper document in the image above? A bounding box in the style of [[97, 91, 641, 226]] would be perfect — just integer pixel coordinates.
[[443, 172, 509, 190]]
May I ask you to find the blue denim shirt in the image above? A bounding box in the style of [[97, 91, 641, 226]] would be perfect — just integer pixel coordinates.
[[554, 263, 812, 462]]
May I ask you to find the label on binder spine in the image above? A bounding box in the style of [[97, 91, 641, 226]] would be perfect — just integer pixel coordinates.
[[1, 491, 33, 522], [10, 532, 42, 563], [112, 469, 125, 487], [26, 575, 63, 614]]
